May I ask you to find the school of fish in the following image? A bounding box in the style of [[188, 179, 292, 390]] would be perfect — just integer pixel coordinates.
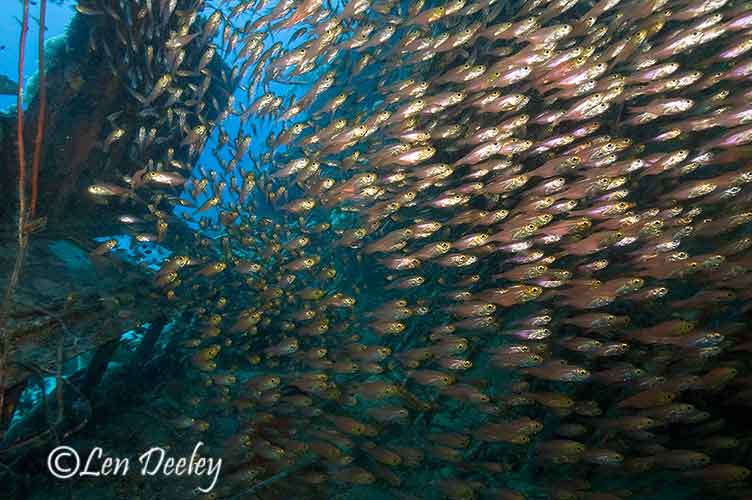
[[76, 0, 752, 498]]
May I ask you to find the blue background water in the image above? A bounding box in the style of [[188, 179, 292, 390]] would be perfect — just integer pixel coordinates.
[[0, 1, 74, 111]]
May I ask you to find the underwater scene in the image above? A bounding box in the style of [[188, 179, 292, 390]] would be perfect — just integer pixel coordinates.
[[1, 0, 752, 498]]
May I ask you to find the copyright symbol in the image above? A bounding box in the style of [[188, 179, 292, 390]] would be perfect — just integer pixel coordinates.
[[47, 446, 80, 479]]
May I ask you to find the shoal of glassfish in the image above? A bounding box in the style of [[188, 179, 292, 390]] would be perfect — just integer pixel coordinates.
[[77, 0, 752, 498]]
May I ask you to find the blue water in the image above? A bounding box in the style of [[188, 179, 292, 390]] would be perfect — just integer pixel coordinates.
[[0, 1, 74, 111]]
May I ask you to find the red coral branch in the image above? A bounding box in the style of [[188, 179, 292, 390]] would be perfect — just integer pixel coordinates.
[[1, 0, 31, 433], [16, 0, 30, 236], [30, 0, 47, 220]]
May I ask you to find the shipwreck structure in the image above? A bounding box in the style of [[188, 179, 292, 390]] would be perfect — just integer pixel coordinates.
[[0, 5, 229, 490]]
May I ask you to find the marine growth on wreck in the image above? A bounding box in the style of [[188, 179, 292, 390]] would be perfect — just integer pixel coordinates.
[[1, 0, 752, 499]]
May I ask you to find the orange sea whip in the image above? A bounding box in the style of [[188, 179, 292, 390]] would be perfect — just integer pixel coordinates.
[[0, 0, 31, 430], [15, 0, 29, 237], [30, 0, 46, 220]]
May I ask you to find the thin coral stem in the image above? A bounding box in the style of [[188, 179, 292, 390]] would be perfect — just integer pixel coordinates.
[[30, 0, 47, 220], [0, 0, 31, 431], [16, 0, 29, 235]]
